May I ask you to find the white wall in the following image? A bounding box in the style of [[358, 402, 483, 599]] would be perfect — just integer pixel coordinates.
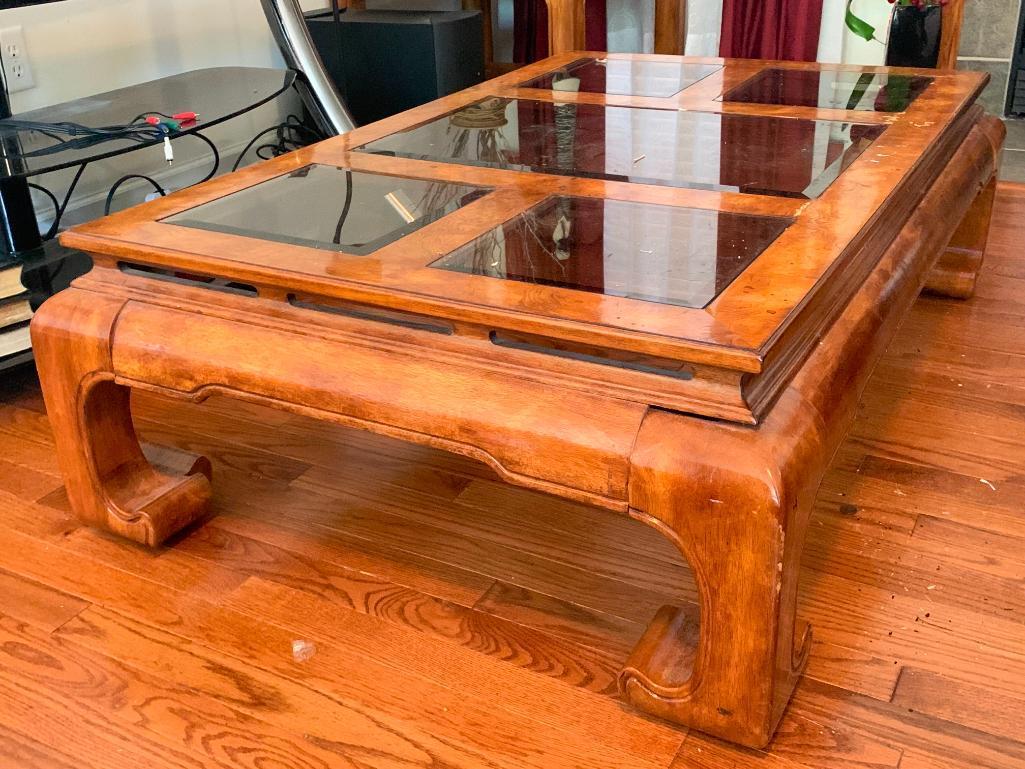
[[817, 0, 893, 65], [0, 0, 330, 227]]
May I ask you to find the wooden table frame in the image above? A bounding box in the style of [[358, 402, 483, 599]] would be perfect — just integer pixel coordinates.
[[35, 54, 1003, 748]]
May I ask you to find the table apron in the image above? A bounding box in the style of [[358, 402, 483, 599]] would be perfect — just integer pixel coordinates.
[[108, 299, 647, 509]]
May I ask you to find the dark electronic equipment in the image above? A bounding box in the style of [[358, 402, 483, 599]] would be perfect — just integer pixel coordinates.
[[305, 8, 485, 126]]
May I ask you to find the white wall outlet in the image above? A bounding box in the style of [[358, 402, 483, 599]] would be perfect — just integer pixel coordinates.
[[0, 26, 35, 93]]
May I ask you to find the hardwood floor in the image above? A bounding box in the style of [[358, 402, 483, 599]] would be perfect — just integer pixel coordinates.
[[2, 184, 1025, 768]]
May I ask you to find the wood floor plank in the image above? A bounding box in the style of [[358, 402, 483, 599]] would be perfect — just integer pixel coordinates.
[[181, 516, 493, 607], [789, 678, 1025, 769], [819, 452, 1025, 540], [890, 668, 1025, 744], [0, 612, 410, 769], [800, 519, 1025, 622], [0, 456, 63, 503], [0, 664, 205, 769], [673, 710, 904, 769], [57, 606, 670, 769], [0, 430, 63, 478], [3, 490, 82, 543], [0, 722, 92, 769], [801, 640, 901, 702], [0, 505, 672, 769], [473, 580, 643, 657], [909, 515, 1025, 580], [2, 488, 247, 604], [224, 576, 684, 758], [134, 421, 312, 485], [799, 572, 1025, 700], [0, 403, 54, 448], [897, 750, 996, 769], [454, 477, 692, 582], [294, 457, 476, 504], [178, 521, 623, 694], [671, 734, 808, 768], [229, 480, 695, 620], [0, 569, 88, 633]]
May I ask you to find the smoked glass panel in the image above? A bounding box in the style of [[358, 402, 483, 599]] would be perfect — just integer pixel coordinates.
[[164, 164, 488, 254], [356, 98, 885, 199], [723, 68, 932, 112], [522, 57, 721, 97], [431, 196, 791, 308]]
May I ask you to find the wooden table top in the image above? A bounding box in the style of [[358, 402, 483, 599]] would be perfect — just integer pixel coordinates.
[[62, 53, 989, 423]]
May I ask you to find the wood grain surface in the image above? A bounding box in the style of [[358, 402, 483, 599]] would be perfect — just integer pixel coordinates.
[[1, 181, 1023, 766]]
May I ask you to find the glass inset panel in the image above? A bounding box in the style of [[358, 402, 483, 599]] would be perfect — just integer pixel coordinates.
[[356, 98, 885, 199], [522, 57, 721, 98], [164, 164, 488, 254], [723, 68, 933, 112], [430, 196, 791, 309]]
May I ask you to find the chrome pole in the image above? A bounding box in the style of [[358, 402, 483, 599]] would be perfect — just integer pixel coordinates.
[[260, 0, 357, 136]]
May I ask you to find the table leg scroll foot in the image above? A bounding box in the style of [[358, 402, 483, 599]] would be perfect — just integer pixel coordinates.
[[622, 410, 815, 748], [923, 175, 998, 300], [31, 289, 212, 547]]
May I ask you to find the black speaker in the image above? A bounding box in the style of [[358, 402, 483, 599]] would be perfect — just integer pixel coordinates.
[[305, 10, 485, 126]]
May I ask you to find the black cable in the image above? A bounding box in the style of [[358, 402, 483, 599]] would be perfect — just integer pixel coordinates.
[[232, 115, 327, 172], [44, 163, 87, 241], [0, 115, 176, 160], [332, 170, 353, 245], [189, 130, 220, 184], [232, 125, 287, 172], [284, 113, 326, 143], [99, 130, 216, 216], [104, 173, 165, 216]]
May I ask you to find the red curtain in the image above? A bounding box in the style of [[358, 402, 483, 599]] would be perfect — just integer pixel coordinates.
[[719, 0, 823, 61], [513, 1, 608, 64]]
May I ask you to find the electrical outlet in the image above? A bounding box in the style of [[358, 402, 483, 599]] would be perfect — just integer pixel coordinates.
[[0, 26, 34, 93]]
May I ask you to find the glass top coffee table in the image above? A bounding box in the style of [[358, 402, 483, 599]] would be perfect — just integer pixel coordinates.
[[34, 53, 1003, 749]]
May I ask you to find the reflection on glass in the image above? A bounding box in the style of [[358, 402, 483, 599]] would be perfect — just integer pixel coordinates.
[[522, 57, 721, 97], [723, 68, 933, 112], [164, 164, 488, 254], [356, 98, 885, 199], [431, 196, 790, 308]]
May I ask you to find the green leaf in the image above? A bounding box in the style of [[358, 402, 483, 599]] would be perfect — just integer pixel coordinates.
[[845, 0, 876, 42], [845, 72, 876, 110]]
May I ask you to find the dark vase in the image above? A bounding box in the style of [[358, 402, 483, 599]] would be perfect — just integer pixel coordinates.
[[885, 4, 943, 68]]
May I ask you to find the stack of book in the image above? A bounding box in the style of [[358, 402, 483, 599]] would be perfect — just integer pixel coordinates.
[[0, 262, 32, 360]]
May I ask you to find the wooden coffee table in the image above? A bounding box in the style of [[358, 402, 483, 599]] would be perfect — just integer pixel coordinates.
[[35, 54, 1003, 747]]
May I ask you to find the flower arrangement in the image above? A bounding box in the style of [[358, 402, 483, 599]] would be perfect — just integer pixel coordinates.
[[846, 0, 948, 42]]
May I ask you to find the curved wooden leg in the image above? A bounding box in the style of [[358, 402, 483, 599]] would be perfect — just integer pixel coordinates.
[[620, 410, 814, 748], [30, 289, 212, 547], [923, 176, 997, 299]]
